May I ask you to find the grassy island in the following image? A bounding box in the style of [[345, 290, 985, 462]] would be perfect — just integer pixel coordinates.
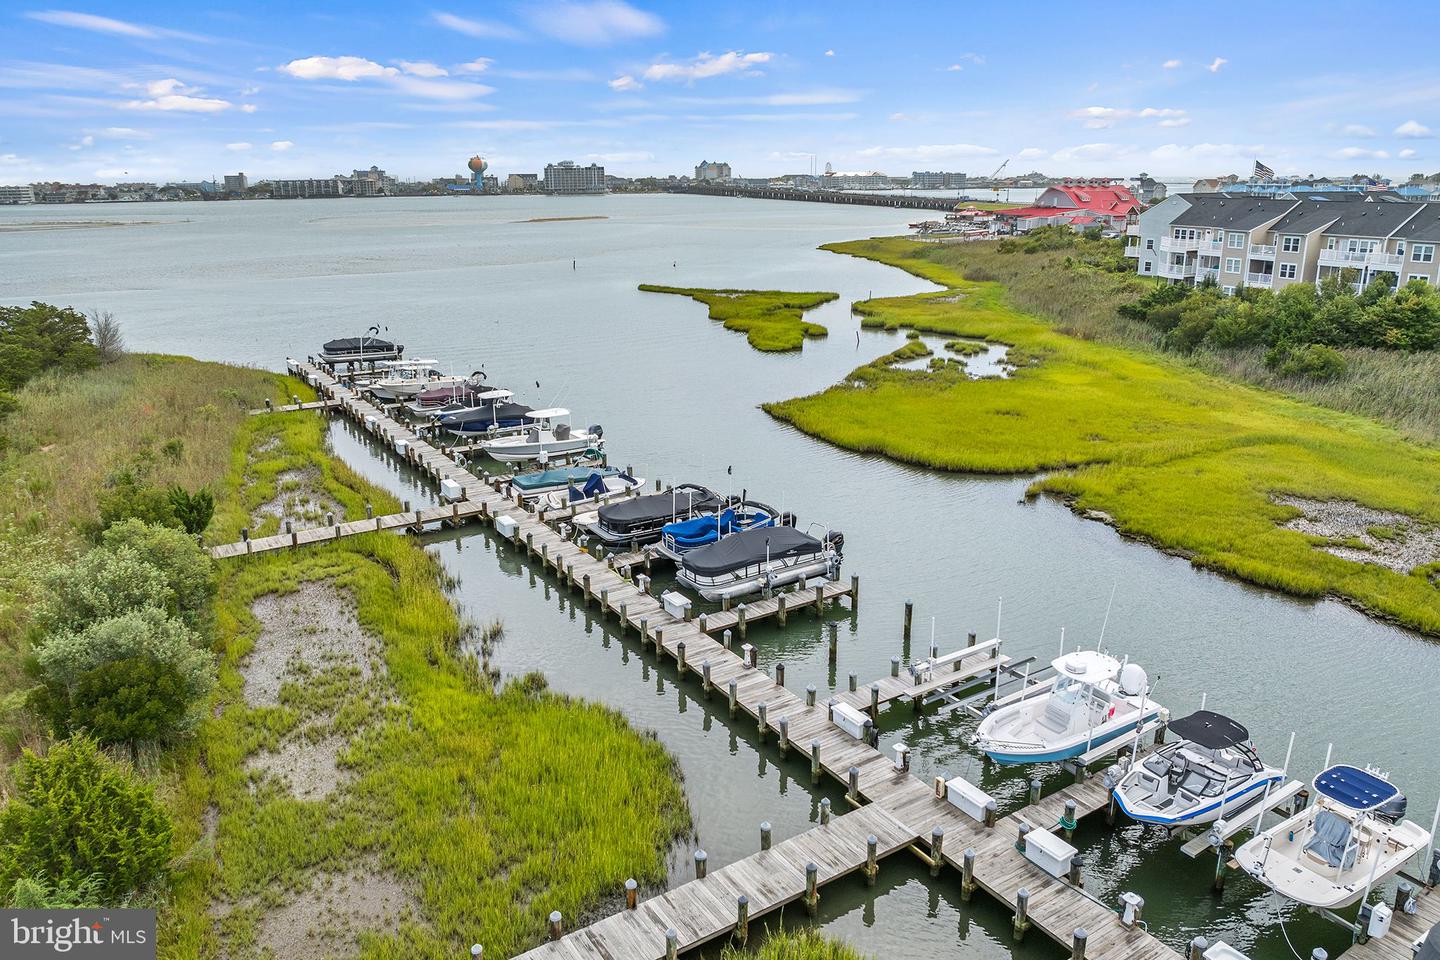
[[765, 238, 1440, 635], [639, 284, 837, 351]]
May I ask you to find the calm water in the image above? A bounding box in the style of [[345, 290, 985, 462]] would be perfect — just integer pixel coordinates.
[[4, 196, 1436, 959]]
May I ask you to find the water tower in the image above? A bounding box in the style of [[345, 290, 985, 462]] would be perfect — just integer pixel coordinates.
[[467, 155, 488, 191]]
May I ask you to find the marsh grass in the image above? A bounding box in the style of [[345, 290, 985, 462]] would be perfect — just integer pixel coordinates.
[[722, 927, 869, 960], [766, 238, 1440, 634], [164, 404, 691, 958], [639, 285, 837, 351]]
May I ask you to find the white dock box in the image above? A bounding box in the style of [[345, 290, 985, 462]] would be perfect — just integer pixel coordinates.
[[944, 776, 995, 823], [661, 591, 691, 620], [364, 414, 378, 430], [831, 702, 871, 740], [494, 515, 519, 542], [439, 478, 464, 503], [1202, 942, 1251, 960], [393, 437, 408, 456], [1023, 828, 1078, 879]]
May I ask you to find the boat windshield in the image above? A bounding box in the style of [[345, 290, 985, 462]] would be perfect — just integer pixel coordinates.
[[1052, 675, 1087, 704]]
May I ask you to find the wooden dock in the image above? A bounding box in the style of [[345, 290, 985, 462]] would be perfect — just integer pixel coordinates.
[[1341, 880, 1440, 959]]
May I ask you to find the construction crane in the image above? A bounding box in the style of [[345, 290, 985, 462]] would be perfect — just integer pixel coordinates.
[[989, 159, 1010, 197]]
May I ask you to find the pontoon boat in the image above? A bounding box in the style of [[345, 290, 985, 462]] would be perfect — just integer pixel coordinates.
[[406, 376, 489, 413], [367, 360, 466, 401], [509, 464, 618, 500], [478, 409, 603, 464], [656, 500, 782, 562], [1111, 710, 1284, 828], [1233, 764, 1431, 909], [580, 483, 727, 547], [320, 335, 403, 365], [533, 472, 644, 512], [676, 524, 843, 602], [972, 650, 1162, 765]]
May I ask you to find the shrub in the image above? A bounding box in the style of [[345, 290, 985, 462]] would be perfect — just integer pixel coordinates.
[[30, 608, 214, 741], [8, 872, 106, 908], [0, 737, 173, 903], [0, 302, 101, 392], [69, 655, 193, 749], [100, 519, 215, 626], [167, 485, 214, 535], [1265, 342, 1349, 380], [98, 469, 177, 530], [36, 547, 171, 634]]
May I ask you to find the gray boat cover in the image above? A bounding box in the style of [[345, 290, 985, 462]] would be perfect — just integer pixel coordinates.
[[1303, 810, 1358, 870], [682, 525, 821, 577], [598, 486, 721, 532], [1168, 710, 1249, 750], [1416, 923, 1440, 960], [323, 337, 400, 354]]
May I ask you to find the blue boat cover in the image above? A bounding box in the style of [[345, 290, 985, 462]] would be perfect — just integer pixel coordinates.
[[1314, 764, 1400, 811], [664, 509, 773, 549], [512, 466, 617, 492]]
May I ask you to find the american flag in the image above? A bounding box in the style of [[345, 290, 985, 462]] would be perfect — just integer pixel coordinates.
[[1253, 160, 1276, 179]]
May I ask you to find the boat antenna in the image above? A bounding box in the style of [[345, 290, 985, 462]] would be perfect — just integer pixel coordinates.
[[1058, 626, 1065, 658], [1096, 582, 1117, 651], [994, 596, 1002, 642]]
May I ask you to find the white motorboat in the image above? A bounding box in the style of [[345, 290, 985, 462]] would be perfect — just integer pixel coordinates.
[[676, 524, 843, 602], [972, 650, 1162, 765], [368, 360, 467, 402], [1111, 710, 1284, 828], [1233, 764, 1432, 910], [478, 409, 602, 464], [535, 471, 644, 513]]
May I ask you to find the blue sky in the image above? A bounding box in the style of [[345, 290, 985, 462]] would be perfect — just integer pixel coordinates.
[[2, 1, 1437, 184]]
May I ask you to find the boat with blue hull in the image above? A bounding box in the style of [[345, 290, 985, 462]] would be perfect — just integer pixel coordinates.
[[435, 390, 534, 437]]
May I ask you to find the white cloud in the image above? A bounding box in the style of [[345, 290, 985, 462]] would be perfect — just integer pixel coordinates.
[[1207, 57, 1227, 73], [609, 74, 643, 92], [641, 51, 772, 83], [1051, 142, 1136, 164], [824, 49, 835, 57], [1334, 146, 1389, 160], [240, 104, 257, 113], [122, 78, 232, 113], [1162, 59, 1182, 69], [145, 78, 195, 97], [855, 143, 998, 162], [1017, 147, 1046, 160], [270, 140, 294, 151], [100, 127, 150, 139], [495, 67, 593, 81], [455, 59, 493, 74], [1338, 123, 1377, 137], [280, 55, 493, 100], [225, 142, 252, 151], [944, 64, 964, 72], [1070, 106, 1187, 129], [281, 56, 397, 81], [888, 112, 913, 122], [1395, 120, 1433, 138], [24, 9, 205, 41], [528, 1, 663, 46], [431, 12, 523, 40], [584, 150, 653, 164], [1399, 148, 1418, 159], [397, 60, 448, 78]]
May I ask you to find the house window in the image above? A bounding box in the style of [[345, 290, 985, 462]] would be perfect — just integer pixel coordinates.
[[1278, 263, 1297, 280], [1281, 236, 1301, 252], [1222, 286, 1235, 295], [1413, 244, 1435, 263], [1146, 238, 1154, 250], [1224, 258, 1241, 273], [1325, 237, 1337, 249], [1142, 261, 1152, 273], [1406, 274, 1430, 285], [1228, 231, 1245, 248]]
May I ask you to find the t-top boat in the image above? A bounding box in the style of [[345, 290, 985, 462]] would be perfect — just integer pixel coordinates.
[[320, 334, 403, 365], [1110, 710, 1285, 828], [434, 391, 533, 436], [534, 471, 644, 512], [367, 360, 467, 402], [676, 524, 843, 602], [580, 484, 727, 547], [1233, 764, 1432, 909], [972, 650, 1162, 765], [406, 376, 489, 414], [478, 409, 603, 464], [656, 500, 782, 562]]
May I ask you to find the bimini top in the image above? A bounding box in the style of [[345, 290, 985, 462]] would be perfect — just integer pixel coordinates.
[[1168, 710, 1250, 750], [323, 336, 400, 353], [598, 485, 722, 532], [525, 407, 569, 420], [682, 525, 823, 577], [1314, 764, 1401, 811], [1049, 650, 1122, 686]]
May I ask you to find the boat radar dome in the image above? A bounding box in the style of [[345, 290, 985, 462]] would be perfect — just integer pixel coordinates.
[[1118, 662, 1148, 697]]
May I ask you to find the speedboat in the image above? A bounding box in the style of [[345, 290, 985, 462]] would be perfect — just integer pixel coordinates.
[[434, 391, 533, 436], [1233, 764, 1431, 909], [1110, 710, 1284, 828], [972, 650, 1162, 765], [656, 500, 782, 562], [579, 483, 728, 548], [534, 471, 644, 513], [368, 360, 466, 401], [676, 524, 843, 602], [405, 376, 489, 414], [478, 409, 602, 464], [320, 334, 403, 365]]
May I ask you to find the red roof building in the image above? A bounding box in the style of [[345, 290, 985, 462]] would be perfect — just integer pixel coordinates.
[[997, 183, 1141, 232]]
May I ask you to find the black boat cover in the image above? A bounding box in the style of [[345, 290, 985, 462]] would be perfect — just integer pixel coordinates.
[[597, 485, 722, 533], [440, 402, 532, 426], [323, 337, 400, 353], [682, 525, 822, 577], [1416, 923, 1440, 960], [1167, 710, 1250, 750]]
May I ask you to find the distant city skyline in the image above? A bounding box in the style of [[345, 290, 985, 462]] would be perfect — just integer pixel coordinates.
[[2, 1, 1437, 185]]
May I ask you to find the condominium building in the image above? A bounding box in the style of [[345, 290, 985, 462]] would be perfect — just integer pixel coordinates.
[[506, 173, 539, 192], [1126, 194, 1440, 292], [223, 172, 248, 194], [910, 171, 967, 189], [0, 184, 35, 204], [694, 160, 731, 181], [819, 171, 890, 190], [542, 161, 606, 195], [272, 177, 347, 198]]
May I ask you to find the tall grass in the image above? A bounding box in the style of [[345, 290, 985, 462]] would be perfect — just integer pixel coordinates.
[[766, 237, 1440, 635], [639, 285, 837, 351], [164, 404, 691, 958], [722, 928, 869, 960]]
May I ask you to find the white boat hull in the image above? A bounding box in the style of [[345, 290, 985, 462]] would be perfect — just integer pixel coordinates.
[[677, 554, 839, 602], [481, 436, 599, 464]]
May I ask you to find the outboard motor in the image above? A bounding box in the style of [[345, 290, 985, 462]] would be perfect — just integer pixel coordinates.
[[826, 530, 844, 554], [588, 424, 603, 439], [777, 511, 797, 527], [1375, 791, 1408, 824]]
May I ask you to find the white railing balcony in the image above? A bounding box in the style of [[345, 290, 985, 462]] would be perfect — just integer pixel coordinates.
[[1199, 239, 1224, 254], [1125, 222, 1141, 236], [1319, 248, 1373, 267], [1245, 271, 1274, 286], [1159, 236, 1200, 252], [1124, 244, 1141, 257], [1249, 244, 1277, 258], [1158, 260, 1197, 279], [1366, 252, 1403, 271], [1196, 267, 1220, 283], [1316, 279, 1365, 295]]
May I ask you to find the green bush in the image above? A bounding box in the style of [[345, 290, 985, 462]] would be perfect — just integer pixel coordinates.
[[98, 469, 178, 530], [99, 519, 215, 627], [1265, 342, 1349, 380], [166, 485, 214, 536], [8, 872, 105, 908], [68, 655, 193, 748], [36, 547, 171, 634], [0, 302, 101, 392], [0, 737, 173, 903]]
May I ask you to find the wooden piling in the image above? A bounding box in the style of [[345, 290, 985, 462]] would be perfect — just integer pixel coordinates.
[[804, 862, 819, 916], [734, 896, 749, 944], [624, 878, 637, 910], [961, 848, 977, 901], [865, 834, 878, 885], [930, 827, 945, 877], [1071, 928, 1088, 960], [759, 822, 772, 851], [820, 797, 831, 826], [694, 850, 707, 880], [1014, 888, 1030, 941], [810, 740, 821, 784], [777, 594, 787, 626], [549, 911, 563, 941], [903, 599, 913, 641]]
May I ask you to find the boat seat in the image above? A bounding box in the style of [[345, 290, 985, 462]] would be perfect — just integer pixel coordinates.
[[1303, 810, 1357, 870], [554, 423, 571, 440], [1037, 695, 1072, 734], [526, 427, 541, 442]]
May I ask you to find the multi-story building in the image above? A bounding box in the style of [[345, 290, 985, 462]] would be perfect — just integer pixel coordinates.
[[223, 173, 248, 194], [910, 171, 968, 189], [506, 173, 539, 192], [543, 161, 606, 195], [0, 184, 36, 204], [818, 171, 890, 190], [694, 160, 731, 182], [1126, 194, 1440, 293], [996, 183, 1141, 233], [272, 177, 347, 199], [350, 166, 396, 195]]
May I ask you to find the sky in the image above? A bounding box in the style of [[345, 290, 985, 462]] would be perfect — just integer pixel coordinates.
[[2, 1, 1438, 185]]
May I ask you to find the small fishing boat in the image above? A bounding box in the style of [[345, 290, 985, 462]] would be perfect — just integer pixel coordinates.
[[509, 463, 617, 500], [368, 360, 466, 401], [1233, 764, 1433, 909], [676, 524, 843, 602], [656, 500, 782, 562], [580, 483, 727, 547], [1110, 710, 1285, 828], [534, 471, 644, 512], [479, 409, 602, 464], [320, 333, 403, 365], [972, 650, 1162, 765], [434, 391, 533, 436]]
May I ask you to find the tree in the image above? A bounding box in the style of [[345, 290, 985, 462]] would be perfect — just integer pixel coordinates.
[[69, 656, 192, 751], [99, 520, 215, 627], [0, 302, 100, 391], [166, 485, 215, 536], [36, 547, 170, 634], [0, 737, 173, 903], [98, 469, 178, 530], [86, 309, 124, 362]]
